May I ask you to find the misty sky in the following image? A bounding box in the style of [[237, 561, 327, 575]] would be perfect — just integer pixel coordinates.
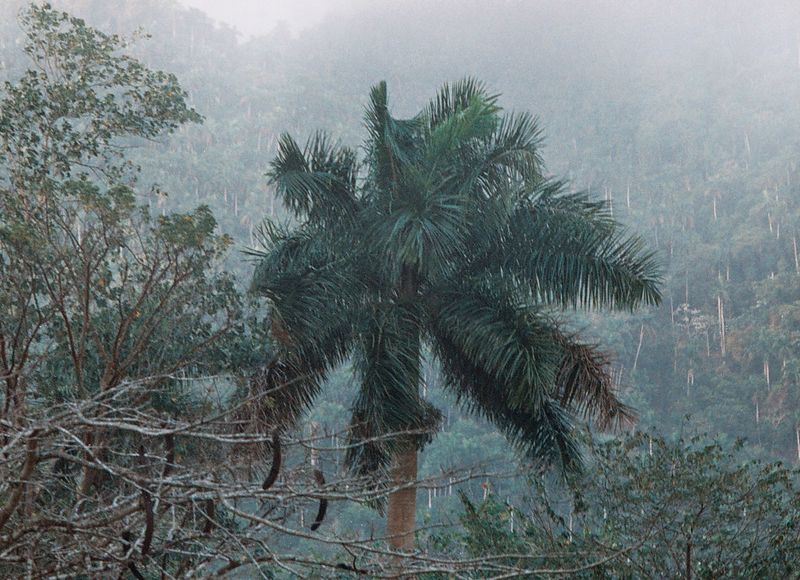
[[180, 0, 354, 38]]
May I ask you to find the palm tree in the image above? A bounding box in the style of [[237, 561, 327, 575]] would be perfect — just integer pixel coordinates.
[[250, 79, 661, 550]]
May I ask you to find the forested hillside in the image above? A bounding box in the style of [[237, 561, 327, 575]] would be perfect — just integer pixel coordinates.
[[4, 0, 795, 459], [2, 0, 800, 576]]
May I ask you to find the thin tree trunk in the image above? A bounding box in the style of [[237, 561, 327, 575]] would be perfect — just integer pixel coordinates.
[[717, 295, 726, 357], [685, 540, 692, 580], [386, 445, 418, 550], [632, 323, 644, 371], [796, 426, 800, 463], [670, 295, 675, 326]]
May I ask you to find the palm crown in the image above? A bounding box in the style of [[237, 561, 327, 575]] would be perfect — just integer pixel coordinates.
[[251, 78, 661, 481]]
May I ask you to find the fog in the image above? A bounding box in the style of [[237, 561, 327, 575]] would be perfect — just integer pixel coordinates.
[[180, 0, 355, 38], [3, 0, 800, 573]]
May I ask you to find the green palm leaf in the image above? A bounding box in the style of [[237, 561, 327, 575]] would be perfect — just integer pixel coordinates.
[[475, 180, 662, 310], [423, 77, 497, 129], [346, 303, 440, 475], [267, 132, 359, 225], [431, 324, 582, 472]]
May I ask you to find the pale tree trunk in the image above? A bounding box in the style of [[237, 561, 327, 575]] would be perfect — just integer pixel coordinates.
[[795, 426, 800, 463], [386, 444, 418, 550], [632, 323, 644, 371]]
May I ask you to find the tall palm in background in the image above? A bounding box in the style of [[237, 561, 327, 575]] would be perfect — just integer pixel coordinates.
[[251, 79, 661, 549]]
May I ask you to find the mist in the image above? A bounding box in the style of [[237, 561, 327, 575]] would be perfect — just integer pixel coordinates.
[[3, 0, 800, 575], [179, 0, 356, 38]]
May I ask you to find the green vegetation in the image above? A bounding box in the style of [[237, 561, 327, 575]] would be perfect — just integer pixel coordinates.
[[1, 0, 800, 576], [447, 433, 800, 578], [251, 78, 659, 548]]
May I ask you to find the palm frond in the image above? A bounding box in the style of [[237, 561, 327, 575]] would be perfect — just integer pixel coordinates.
[[426, 281, 633, 470], [427, 283, 563, 411], [346, 303, 440, 476], [245, 357, 323, 433], [251, 222, 361, 332], [364, 81, 390, 148], [422, 94, 498, 166], [430, 324, 582, 472], [267, 132, 359, 225], [424, 77, 497, 129], [428, 112, 546, 268], [250, 223, 362, 427], [243, 273, 361, 430], [473, 180, 662, 310], [474, 111, 544, 187], [363, 81, 422, 194], [553, 332, 636, 430], [364, 171, 470, 283]]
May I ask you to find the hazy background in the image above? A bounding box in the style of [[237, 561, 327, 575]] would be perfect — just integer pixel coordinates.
[[180, 0, 355, 37], [4, 0, 800, 528]]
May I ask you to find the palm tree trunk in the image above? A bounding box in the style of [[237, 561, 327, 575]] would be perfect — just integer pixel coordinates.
[[386, 443, 418, 550], [386, 264, 420, 551]]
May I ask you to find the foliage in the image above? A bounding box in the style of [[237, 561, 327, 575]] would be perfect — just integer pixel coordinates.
[[251, 79, 661, 482], [8, 0, 797, 465], [3, 0, 800, 573], [0, 6, 255, 576], [446, 432, 800, 578], [0, 2, 233, 419]]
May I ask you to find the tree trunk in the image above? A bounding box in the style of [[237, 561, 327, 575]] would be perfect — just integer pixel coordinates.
[[685, 540, 692, 580], [386, 444, 418, 550], [387, 264, 421, 551], [795, 426, 799, 463]]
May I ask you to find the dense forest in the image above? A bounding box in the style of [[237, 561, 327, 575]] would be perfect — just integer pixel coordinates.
[[2, 0, 800, 577]]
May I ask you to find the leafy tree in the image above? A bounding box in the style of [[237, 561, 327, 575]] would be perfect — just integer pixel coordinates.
[[0, 6, 248, 574], [252, 79, 661, 549], [451, 433, 800, 578], [0, 1, 212, 419]]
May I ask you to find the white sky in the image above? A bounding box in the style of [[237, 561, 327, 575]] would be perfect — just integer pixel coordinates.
[[179, 0, 354, 38]]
